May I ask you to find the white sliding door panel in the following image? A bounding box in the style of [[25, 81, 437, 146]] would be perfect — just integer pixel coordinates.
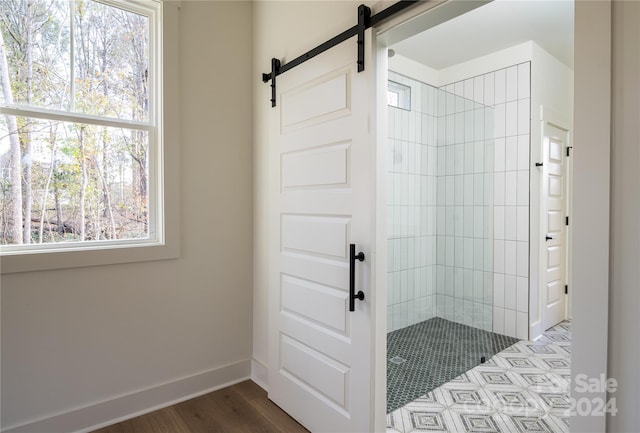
[[268, 30, 376, 433]]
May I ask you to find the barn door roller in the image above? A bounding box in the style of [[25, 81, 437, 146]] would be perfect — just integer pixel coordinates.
[[262, 0, 421, 107]]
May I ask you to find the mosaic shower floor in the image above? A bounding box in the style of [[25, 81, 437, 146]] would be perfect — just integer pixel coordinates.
[[387, 321, 572, 433], [387, 317, 519, 413]]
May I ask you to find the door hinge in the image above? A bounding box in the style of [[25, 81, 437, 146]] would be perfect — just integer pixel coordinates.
[[566, 216, 569, 226], [566, 146, 573, 157], [565, 284, 568, 294]]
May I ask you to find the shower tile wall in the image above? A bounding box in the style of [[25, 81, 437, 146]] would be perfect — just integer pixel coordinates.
[[488, 63, 531, 340], [434, 84, 494, 332], [386, 72, 438, 332], [387, 63, 531, 340]]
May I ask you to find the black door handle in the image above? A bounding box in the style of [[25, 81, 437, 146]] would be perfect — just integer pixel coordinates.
[[545, 235, 553, 241], [349, 244, 365, 312]]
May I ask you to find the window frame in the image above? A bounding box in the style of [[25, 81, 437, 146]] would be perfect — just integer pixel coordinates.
[[0, 0, 179, 273]]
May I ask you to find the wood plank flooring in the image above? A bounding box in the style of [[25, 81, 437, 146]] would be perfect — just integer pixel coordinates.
[[91, 380, 309, 433]]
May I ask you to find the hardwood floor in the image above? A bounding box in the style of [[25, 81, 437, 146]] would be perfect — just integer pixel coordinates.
[[91, 381, 309, 433]]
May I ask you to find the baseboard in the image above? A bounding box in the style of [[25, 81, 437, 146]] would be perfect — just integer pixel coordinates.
[[530, 320, 543, 341], [2, 359, 251, 433], [251, 358, 268, 391]]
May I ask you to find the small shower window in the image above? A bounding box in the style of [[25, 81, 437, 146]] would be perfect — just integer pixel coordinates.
[[387, 80, 411, 110]]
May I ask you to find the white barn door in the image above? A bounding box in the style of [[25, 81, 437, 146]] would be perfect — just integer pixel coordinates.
[[268, 30, 376, 432]]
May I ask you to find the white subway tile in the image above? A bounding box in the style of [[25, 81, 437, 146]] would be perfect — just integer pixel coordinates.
[[455, 112, 464, 144], [518, 98, 530, 136], [517, 276, 528, 313], [517, 241, 529, 277], [504, 274, 516, 309], [494, 206, 505, 240], [454, 205, 464, 237], [506, 101, 518, 137], [505, 240, 517, 275], [456, 95, 465, 114], [437, 89, 447, 117], [465, 110, 474, 142], [473, 76, 484, 105], [454, 144, 464, 176], [505, 206, 517, 240], [401, 270, 409, 302], [493, 306, 505, 334], [494, 103, 506, 138], [484, 140, 495, 174], [454, 267, 464, 298], [445, 266, 454, 296], [494, 273, 505, 307], [446, 236, 454, 266], [455, 237, 464, 268], [505, 171, 517, 206], [401, 141, 409, 173], [464, 206, 474, 237], [437, 146, 446, 177], [516, 311, 528, 339], [494, 69, 506, 104], [494, 240, 505, 273], [446, 115, 455, 145], [494, 172, 505, 205], [474, 206, 484, 238], [474, 238, 484, 271], [485, 109, 494, 140], [494, 138, 505, 172], [474, 173, 484, 206], [455, 81, 464, 97], [464, 78, 474, 102], [484, 173, 493, 206], [504, 309, 517, 338], [436, 266, 445, 293], [505, 136, 518, 171], [401, 238, 409, 270], [446, 145, 455, 177], [474, 109, 485, 141], [464, 269, 474, 300], [446, 176, 455, 207], [474, 141, 485, 174], [437, 116, 446, 146], [436, 236, 445, 265], [517, 170, 529, 206], [464, 141, 474, 174], [517, 135, 530, 170], [484, 72, 495, 106], [517, 206, 529, 242], [473, 270, 484, 303], [464, 237, 474, 269], [484, 271, 493, 303], [506, 66, 518, 102], [464, 174, 474, 206], [518, 62, 530, 99], [437, 206, 445, 236]]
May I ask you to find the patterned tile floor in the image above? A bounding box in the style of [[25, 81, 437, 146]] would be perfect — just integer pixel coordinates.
[[387, 321, 572, 433], [387, 317, 519, 413]]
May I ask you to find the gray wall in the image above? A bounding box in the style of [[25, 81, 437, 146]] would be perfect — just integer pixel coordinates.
[[608, 1, 640, 431]]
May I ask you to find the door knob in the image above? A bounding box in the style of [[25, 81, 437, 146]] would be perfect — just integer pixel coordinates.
[[545, 235, 553, 241]]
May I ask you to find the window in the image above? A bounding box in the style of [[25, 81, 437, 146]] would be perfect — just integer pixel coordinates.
[[387, 80, 411, 111], [0, 0, 168, 267]]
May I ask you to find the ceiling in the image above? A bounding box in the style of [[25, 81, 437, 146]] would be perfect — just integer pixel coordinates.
[[391, 0, 574, 70]]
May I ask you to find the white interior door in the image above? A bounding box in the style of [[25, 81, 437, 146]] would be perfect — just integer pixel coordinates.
[[540, 109, 570, 331], [268, 30, 376, 433]]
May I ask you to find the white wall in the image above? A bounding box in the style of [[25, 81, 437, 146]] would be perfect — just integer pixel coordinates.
[[608, 1, 640, 431], [1, 2, 254, 431]]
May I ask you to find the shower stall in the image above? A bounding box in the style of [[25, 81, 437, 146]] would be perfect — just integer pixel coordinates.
[[385, 65, 530, 412]]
